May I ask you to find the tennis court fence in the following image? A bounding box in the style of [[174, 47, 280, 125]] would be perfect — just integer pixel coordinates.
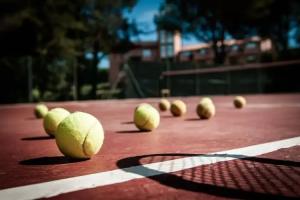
[[124, 60, 300, 98]]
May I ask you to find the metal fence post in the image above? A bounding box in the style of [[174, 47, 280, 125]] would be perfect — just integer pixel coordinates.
[[27, 56, 33, 102], [257, 67, 263, 93], [166, 59, 171, 93], [227, 71, 231, 94], [73, 57, 78, 100], [195, 62, 199, 95]]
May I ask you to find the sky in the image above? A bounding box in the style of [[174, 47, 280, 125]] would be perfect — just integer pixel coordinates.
[[98, 0, 298, 69], [99, 0, 165, 69], [99, 0, 198, 69], [123, 0, 198, 44], [124, 0, 163, 42]]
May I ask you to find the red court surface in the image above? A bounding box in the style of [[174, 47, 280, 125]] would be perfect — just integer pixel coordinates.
[[0, 94, 300, 199]]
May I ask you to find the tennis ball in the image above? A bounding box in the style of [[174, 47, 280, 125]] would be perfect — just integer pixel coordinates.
[[200, 97, 213, 105], [43, 108, 70, 137], [158, 99, 171, 111], [233, 96, 247, 109], [135, 103, 150, 111], [55, 112, 104, 159], [134, 104, 160, 131], [196, 101, 216, 119], [34, 104, 48, 118], [170, 100, 187, 117]]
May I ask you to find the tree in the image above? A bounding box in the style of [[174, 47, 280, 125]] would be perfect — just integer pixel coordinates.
[[0, 0, 89, 57], [83, 0, 137, 98], [155, 0, 233, 64], [0, 0, 137, 103], [224, 0, 300, 57], [247, 0, 300, 57], [155, 0, 300, 64], [0, 0, 90, 102]]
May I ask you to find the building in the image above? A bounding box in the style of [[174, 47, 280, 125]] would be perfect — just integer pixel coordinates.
[[109, 30, 273, 85]]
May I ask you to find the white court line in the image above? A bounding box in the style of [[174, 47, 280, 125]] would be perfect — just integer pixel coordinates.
[[1, 136, 300, 200]]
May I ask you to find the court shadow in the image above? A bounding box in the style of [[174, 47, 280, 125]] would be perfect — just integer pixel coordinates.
[[161, 115, 176, 118], [21, 136, 53, 141], [121, 121, 134, 124], [20, 156, 88, 165], [185, 118, 200, 121], [117, 153, 300, 199], [115, 130, 147, 134]]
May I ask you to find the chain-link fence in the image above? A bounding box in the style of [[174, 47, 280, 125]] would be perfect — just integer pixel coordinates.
[[124, 60, 300, 98]]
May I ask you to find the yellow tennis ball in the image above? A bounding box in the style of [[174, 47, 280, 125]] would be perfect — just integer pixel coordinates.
[[196, 101, 216, 119], [200, 97, 213, 105], [55, 112, 104, 159], [43, 108, 70, 137], [134, 104, 160, 131], [170, 100, 187, 117], [233, 96, 247, 109], [34, 104, 48, 118], [158, 99, 171, 111], [135, 103, 150, 111]]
